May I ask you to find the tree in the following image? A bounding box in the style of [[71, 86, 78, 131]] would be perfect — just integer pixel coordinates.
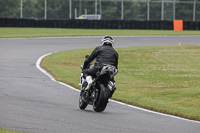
[[0, 0, 20, 18], [47, 0, 69, 20], [0, 0, 199, 21], [23, 0, 44, 19]]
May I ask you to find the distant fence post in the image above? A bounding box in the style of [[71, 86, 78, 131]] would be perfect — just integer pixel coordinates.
[[147, 0, 150, 20], [193, 0, 196, 21], [173, 0, 176, 20], [95, 0, 97, 15], [121, 0, 124, 20], [161, 0, 164, 20], [100, 0, 102, 19], [44, 0, 47, 19], [69, 0, 72, 19], [20, 0, 23, 18]]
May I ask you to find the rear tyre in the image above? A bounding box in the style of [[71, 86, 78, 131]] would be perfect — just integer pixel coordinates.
[[93, 84, 110, 112]]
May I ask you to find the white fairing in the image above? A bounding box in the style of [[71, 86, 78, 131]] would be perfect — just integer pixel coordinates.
[[86, 76, 93, 85]]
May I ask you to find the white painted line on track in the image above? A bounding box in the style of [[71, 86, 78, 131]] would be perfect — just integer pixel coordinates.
[[36, 53, 80, 92], [36, 53, 56, 81], [36, 53, 200, 124]]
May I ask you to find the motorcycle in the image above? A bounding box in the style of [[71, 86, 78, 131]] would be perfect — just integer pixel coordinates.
[[79, 55, 118, 112]]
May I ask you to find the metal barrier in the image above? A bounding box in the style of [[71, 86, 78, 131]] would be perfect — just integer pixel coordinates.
[[0, 18, 199, 30]]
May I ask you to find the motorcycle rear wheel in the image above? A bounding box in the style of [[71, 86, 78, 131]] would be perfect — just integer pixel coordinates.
[[93, 84, 110, 112]]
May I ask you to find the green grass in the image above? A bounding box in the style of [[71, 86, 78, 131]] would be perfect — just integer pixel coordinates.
[[0, 28, 200, 38], [0, 129, 24, 133], [41, 45, 200, 121]]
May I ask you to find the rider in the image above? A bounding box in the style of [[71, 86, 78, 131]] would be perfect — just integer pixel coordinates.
[[82, 35, 119, 95]]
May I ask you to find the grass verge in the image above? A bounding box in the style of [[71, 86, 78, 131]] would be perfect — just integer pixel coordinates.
[[0, 129, 24, 133], [0, 28, 200, 38], [41, 45, 200, 121]]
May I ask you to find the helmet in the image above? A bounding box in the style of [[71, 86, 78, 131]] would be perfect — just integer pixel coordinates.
[[101, 35, 114, 47]]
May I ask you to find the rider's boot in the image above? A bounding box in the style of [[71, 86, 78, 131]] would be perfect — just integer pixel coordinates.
[[110, 87, 116, 98]]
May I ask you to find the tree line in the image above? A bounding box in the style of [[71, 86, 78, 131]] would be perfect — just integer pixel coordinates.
[[0, 0, 199, 21]]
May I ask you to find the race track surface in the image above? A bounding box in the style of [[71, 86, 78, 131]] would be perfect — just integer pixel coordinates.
[[0, 36, 200, 133]]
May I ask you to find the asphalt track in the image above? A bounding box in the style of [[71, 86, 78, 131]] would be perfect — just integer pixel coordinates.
[[0, 36, 200, 133]]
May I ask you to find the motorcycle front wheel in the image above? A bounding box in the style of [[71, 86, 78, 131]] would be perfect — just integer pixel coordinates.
[[93, 84, 110, 112], [79, 91, 88, 110]]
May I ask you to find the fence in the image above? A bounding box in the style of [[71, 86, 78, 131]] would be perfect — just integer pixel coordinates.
[[1, 18, 200, 30], [0, 0, 200, 21]]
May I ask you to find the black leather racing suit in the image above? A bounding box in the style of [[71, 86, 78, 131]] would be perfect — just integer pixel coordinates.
[[83, 44, 118, 78]]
